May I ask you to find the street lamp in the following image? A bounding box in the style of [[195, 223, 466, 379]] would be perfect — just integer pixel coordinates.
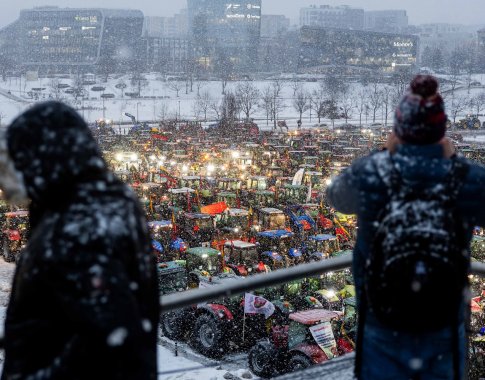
[[136, 102, 141, 122], [178, 100, 181, 121]]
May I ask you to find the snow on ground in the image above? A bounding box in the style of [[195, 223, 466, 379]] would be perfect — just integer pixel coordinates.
[[0, 72, 483, 128], [158, 345, 252, 380]]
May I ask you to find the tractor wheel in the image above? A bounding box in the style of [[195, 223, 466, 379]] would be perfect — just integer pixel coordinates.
[[288, 353, 313, 373], [191, 314, 226, 358], [248, 341, 278, 378], [160, 312, 185, 341]]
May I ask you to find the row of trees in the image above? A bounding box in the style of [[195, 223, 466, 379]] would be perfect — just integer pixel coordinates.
[[187, 70, 417, 129]]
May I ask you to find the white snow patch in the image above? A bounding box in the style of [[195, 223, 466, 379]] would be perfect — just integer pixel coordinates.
[[107, 327, 128, 347]]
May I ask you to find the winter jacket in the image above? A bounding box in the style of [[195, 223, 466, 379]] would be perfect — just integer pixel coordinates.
[[2, 102, 159, 380], [327, 144, 485, 312]]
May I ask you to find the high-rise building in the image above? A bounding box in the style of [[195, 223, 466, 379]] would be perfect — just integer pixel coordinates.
[[364, 10, 408, 33], [300, 5, 364, 30], [261, 15, 290, 38], [0, 6, 144, 72], [187, 0, 262, 72], [144, 9, 188, 38]]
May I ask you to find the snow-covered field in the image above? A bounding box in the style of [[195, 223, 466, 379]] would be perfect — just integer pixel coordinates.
[[0, 72, 483, 128]]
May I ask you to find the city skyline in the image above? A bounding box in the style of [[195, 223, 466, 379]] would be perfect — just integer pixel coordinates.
[[0, 0, 484, 29]]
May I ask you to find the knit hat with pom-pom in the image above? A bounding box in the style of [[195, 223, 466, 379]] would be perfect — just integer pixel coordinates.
[[394, 75, 447, 145]]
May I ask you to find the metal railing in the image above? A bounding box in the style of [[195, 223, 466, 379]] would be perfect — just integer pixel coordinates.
[[160, 255, 485, 313]]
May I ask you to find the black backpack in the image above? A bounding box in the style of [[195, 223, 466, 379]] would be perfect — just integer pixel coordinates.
[[365, 156, 469, 332]]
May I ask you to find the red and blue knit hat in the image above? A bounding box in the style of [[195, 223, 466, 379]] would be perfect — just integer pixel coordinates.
[[394, 75, 447, 145]]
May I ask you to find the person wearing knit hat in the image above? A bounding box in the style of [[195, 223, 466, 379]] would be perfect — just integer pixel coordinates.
[[327, 75, 485, 380], [394, 75, 448, 146]]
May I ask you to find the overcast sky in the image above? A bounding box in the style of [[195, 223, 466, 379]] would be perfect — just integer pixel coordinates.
[[1, 0, 484, 28]]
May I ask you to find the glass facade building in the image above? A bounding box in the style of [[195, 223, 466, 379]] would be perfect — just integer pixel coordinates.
[[187, 0, 262, 72], [299, 26, 419, 72], [0, 7, 144, 71]]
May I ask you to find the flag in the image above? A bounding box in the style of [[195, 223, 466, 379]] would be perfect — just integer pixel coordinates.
[[244, 293, 275, 319]]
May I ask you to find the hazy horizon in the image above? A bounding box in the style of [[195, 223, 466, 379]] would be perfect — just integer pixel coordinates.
[[1, 0, 484, 29]]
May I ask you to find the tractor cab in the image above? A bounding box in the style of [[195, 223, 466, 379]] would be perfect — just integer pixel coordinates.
[[158, 261, 187, 295], [256, 230, 301, 268], [303, 172, 324, 189], [304, 234, 340, 260], [218, 208, 249, 239], [267, 166, 284, 179], [164, 187, 198, 216], [280, 184, 309, 205], [216, 178, 241, 192], [252, 207, 287, 232], [179, 213, 215, 246], [252, 190, 276, 208], [224, 240, 266, 276], [216, 192, 238, 208], [185, 247, 224, 287], [247, 176, 268, 191]]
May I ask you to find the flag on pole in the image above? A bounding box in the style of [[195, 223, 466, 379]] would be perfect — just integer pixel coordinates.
[[244, 293, 275, 319]]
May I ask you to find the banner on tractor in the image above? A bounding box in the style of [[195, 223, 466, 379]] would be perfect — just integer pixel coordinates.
[[309, 322, 338, 359]]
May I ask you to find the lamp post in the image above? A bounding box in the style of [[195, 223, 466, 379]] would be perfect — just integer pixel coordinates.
[[178, 100, 181, 121], [136, 102, 141, 122]]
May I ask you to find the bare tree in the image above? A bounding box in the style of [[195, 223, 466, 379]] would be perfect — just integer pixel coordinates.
[[196, 91, 213, 121], [367, 83, 382, 123], [71, 75, 86, 100], [356, 89, 368, 127], [311, 86, 327, 123], [235, 82, 260, 120], [157, 102, 169, 121], [196, 81, 205, 97], [469, 92, 485, 116], [221, 92, 240, 123], [290, 79, 302, 97], [48, 79, 64, 101], [130, 72, 148, 97], [167, 80, 184, 98], [261, 81, 286, 130], [116, 79, 127, 98], [449, 96, 468, 124], [340, 96, 355, 125], [380, 87, 394, 126], [293, 90, 310, 127], [210, 99, 222, 120]]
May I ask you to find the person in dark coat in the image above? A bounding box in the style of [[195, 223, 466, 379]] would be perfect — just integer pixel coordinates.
[[0, 101, 159, 379], [327, 76, 485, 380]]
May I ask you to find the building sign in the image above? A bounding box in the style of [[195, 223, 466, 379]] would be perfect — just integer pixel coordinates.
[[393, 41, 414, 47], [225, 3, 261, 21]]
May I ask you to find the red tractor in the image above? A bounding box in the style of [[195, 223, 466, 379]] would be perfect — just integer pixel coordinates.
[[248, 308, 354, 377]]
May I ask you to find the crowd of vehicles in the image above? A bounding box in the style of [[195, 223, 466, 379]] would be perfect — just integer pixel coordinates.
[[3, 118, 485, 376]]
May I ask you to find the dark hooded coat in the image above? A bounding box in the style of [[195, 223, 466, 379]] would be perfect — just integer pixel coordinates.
[[2, 102, 158, 380]]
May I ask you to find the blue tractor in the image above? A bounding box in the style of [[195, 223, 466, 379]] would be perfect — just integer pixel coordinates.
[[256, 230, 303, 269]]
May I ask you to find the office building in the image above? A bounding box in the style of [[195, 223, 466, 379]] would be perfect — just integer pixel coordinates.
[[187, 0, 262, 72], [364, 10, 408, 33], [300, 5, 364, 30]]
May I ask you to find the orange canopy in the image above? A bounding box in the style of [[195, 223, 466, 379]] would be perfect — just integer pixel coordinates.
[[200, 202, 228, 215]]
